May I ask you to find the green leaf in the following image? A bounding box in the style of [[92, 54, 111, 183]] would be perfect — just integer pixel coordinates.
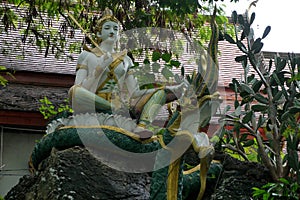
[[234, 100, 239, 109], [252, 80, 263, 93], [289, 106, 300, 114], [234, 105, 241, 116], [235, 55, 247, 62], [253, 43, 263, 54], [243, 139, 254, 147], [152, 51, 161, 62], [251, 38, 263, 53], [252, 188, 266, 197], [238, 14, 244, 26], [254, 94, 268, 104], [242, 110, 253, 123], [228, 83, 235, 92], [0, 66, 6, 70], [257, 115, 267, 128], [162, 53, 171, 62], [130, 62, 140, 68], [240, 31, 246, 41], [278, 178, 289, 185], [240, 134, 248, 142], [272, 73, 282, 86], [275, 58, 286, 72], [232, 11, 237, 24], [272, 91, 283, 102], [181, 66, 185, 76], [281, 111, 291, 121], [252, 104, 268, 112], [143, 58, 150, 64], [241, 95, 253, 105], [268, 59, 273, 72], [240, 83, 255, 95], [262, 26, 271, 39], [170, 60, 180, 67], [247, 74, 255, 83], [249, 12, 255, 25], [186, 75, 192, 84], [224, 33, 235, 44]]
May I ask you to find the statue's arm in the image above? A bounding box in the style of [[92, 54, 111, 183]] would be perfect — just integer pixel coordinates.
[[74, 51, 89, 85], [74, 51, 97, 92]]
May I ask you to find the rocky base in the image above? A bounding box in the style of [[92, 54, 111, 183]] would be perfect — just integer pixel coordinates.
[[206, 152, 272, 200], [5, 147, 150, 200], [5, 147, 272, 200]]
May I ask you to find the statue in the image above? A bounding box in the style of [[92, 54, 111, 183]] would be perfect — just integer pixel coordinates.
[[31, 7, 222, 200], [68, 7, 184, 139]]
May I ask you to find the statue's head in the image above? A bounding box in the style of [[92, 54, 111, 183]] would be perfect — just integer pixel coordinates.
[[95, 8, 121, 43]]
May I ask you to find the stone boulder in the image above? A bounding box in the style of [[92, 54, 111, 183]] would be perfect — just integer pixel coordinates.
[[5, 147, 272, 200], [5, 146, 150, 200]]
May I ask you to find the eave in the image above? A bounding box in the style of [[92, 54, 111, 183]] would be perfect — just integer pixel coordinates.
[[0, 110, 47, 129]]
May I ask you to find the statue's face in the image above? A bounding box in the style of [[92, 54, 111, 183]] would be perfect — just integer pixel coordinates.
[[98, 21, 119, 43]]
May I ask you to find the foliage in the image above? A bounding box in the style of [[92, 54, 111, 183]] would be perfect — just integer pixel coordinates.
[[0, 65, 14, 87], [0, 0, 238, 59], [132, 51, 182, 89], [218, 10, 300, 183], [252, 178, 300, 200], [0, 66, 9, 86], [39, 96, 73, 119]]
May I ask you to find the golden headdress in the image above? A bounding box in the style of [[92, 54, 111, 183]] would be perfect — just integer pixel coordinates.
[[94, 7, 120, 34]]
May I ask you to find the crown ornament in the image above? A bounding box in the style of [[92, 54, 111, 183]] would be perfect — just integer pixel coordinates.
[[95, 7, 120, 33]]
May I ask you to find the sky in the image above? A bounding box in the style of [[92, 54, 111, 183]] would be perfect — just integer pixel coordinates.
[[216, 0, 300, 53]]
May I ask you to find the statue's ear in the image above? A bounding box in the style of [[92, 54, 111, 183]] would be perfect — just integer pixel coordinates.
[[96, 31, 102, 39]]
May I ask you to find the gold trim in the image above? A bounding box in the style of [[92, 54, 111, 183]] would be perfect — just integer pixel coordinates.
[[57, 125, 173, 148], [137, 123, 146, 128], [198, 91, 220, 107], [68, 84, 80, 101], [167, 158, 181, 200], [183, 164, 200, 175], [167, 113, 181, 135], [197, 158, 209, 200], [59, 125, 142, 142], [76, 64, 88, 71], [95, 50, 127, 93], [97, 92, 112, 101], [126, 69, 135, 75]]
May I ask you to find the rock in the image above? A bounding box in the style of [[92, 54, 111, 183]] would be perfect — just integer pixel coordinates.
[[5, 146, 150, 200], [5, 146, 273, 200], [206, 152, 272, 200]]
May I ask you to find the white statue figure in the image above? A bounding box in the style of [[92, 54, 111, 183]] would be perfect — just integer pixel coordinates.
[[69, 8, 184, 139]]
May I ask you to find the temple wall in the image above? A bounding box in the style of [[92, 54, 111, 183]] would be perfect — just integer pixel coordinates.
[[0, 127, 43, 196]]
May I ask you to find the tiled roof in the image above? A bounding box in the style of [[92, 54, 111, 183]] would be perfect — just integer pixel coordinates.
[[0, 29, 80, 75], [0, 39, 247, 86], [0, 12, 246, 86]]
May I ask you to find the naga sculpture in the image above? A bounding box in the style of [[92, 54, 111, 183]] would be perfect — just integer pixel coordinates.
[[31, 6, 222, 200]]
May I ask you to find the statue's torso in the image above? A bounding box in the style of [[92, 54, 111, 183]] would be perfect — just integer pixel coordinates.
[[79, 49, 132, 93]]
